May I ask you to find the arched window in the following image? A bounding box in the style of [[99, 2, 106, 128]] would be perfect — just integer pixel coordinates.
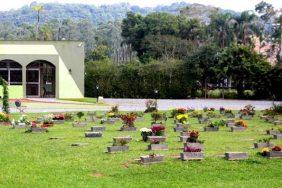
[[0, 60, 22, 85]]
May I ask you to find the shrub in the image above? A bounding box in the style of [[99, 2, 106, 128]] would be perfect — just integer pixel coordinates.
[[0, 112, 9, 122]]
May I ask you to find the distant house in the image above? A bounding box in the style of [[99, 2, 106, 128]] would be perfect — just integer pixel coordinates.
[[0, 41, 84, 98]]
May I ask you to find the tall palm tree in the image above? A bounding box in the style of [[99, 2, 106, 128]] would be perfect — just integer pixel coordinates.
[[233, 11, 262, 45], [32, 5, 44, 40]]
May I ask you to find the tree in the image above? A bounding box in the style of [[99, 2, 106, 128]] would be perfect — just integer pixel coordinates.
[[186, 45, 220, 98], [255, 1, 275, 22], [233, 11, 262, 45], [32, 5, 44, 40], [0, 77, 9, 114], [219, 44, 271, 98]]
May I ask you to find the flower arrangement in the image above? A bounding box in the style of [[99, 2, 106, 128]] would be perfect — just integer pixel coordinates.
[[272, 146, 281, 152], [42, 114, 54, 127], [184, 146, 202, 152], [64, 113, 73, 121], [260, 146, 281, 156], [76, 112, 84, 122], [176, 114, 189, 124], [107, 105, 120, 118], [206, 111, 219, 118], [113, 139, 129, 146], [239, 105, 255, 116], [121, 113, 137, 127], [190, 111, 202, 118], [0, 112, 10, 122], [151, 124, 165, 136], [17, 115, 30, 125], [186, 130, 203, 143], [144, 99, 158, 113], [53, 114, 65, 120], [140, 128, 152, 142], [207, 120, 225, 128], [203, 107, 215, 112], [258, 137, 272, 143], [170, 108, 187, 118], [235, 120, 248, 128], [151, 111, 166, 123], [219, 107, 225, 113]]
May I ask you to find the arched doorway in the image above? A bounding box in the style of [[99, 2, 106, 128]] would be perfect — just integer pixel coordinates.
[[0, 59, 22, 85], [26, 60, 55, 98]]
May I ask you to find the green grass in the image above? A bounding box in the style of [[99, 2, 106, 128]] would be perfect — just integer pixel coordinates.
[[0, 112, 281, 187], [60, 97, 98, 103]]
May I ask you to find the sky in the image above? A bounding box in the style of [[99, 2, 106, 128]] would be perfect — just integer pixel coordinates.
[[0, 0, 281, 12]]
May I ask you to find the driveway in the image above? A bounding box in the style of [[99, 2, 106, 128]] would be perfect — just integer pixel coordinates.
[[103, 98, 281, 111], [5, 98, 281, 113]]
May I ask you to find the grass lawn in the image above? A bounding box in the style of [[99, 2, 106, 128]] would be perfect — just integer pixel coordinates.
[[0, 111, 281, 187]]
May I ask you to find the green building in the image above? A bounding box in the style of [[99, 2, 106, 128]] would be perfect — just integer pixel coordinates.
[[0, 41, 84, 99]]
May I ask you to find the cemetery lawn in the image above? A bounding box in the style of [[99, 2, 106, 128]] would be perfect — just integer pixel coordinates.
[[0, 112, 281, 187]]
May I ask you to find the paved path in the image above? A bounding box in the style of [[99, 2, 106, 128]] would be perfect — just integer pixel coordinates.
[[103, 98, 281, 111], [5, 98, 281, 113]]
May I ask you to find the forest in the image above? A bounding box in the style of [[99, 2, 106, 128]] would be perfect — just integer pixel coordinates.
[[0, 1, 281, 100]]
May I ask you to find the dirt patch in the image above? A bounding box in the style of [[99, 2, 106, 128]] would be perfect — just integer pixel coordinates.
[[90, 172, 104, 178]]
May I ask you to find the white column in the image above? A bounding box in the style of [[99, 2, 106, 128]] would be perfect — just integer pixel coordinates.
[[22, 66, 26, 98]]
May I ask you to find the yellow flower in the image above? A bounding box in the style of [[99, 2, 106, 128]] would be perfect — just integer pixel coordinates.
[[261, 147, 270, 153], [107, 112, 115, 117]]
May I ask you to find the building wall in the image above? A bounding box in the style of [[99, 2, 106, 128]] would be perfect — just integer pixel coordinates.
[[0, 85, 23, 98], [0, 41, 84, 98]]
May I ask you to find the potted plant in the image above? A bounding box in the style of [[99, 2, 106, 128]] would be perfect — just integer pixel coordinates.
[[107, 139, 129, 153], [206, 111, 220, 118], [140, 153, 164, 164], [140, 128, 152, 142], [120, 113, 137, 131], [180, 145, 204, 160], [73, 112, 87, 127], [231, 120, 247, 131], [254, 137, 273, 148]]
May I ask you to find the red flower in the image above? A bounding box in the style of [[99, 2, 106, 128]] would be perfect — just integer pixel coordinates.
[[121, 113, 137, 126], [272, 146, 281, 152], [184, 146, 201, 152]]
